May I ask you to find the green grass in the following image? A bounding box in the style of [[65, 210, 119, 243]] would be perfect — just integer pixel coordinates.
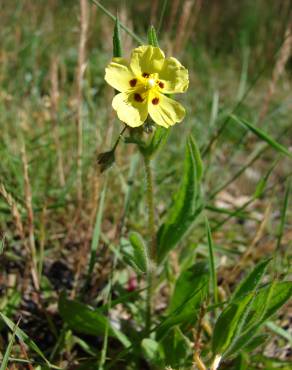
[[0, 1, 291, 369]]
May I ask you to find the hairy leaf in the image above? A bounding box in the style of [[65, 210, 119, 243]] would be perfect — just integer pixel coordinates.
[[212, 293, 254, 355], [157, 135, 203, 262], [232, 258, 271, 300], [58, 294, 130, 348], [147, 25, 159, 47], [121, 232, 149, 273], [157, 262, 209, 339]]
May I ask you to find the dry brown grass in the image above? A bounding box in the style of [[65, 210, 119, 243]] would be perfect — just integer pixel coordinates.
[[259, 22, 292, 121], [50, 56, 65, 187], [76, 0, 89, 205]]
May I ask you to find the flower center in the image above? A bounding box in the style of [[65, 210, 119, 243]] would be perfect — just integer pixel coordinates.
[[146, 78, 156, 89]]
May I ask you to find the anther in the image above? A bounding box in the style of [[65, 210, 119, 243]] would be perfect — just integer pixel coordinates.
[[152, 97, 159, 105]]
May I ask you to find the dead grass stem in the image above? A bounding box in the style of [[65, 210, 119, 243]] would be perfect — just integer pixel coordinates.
[[50, 56, 65, 187], [76, 0, 89, 205], [21, 141, 39, 290], [259, 22, 292, 121], [173, 0, 194, 54]]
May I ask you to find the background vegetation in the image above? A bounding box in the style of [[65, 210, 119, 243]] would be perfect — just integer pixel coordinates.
[[0, 0, 291, 369]]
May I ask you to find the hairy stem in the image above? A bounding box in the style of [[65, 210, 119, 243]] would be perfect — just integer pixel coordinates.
[[144, 156, 156, 335], [144, 156, 156, 261]]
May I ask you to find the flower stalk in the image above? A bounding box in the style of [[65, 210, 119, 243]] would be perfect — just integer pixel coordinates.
[[143, 154, 156, 335]]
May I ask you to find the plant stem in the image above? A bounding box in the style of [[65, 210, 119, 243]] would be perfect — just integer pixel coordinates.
[[143, 155, 156, 335], [144, 156, 156, 261]]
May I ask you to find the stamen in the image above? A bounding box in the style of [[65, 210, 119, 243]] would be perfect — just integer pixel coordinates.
[[129, 78, 137, 87], [142, 72, 150, 78], [152, 97, 159, 105], [158, 81, 164, 88], [134, 93, 144, 102], [147, 78, 156, 89]]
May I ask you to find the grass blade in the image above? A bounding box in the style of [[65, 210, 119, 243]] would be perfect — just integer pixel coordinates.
[[231, 114, 292, 158], [265, 321, 292, 345], [276, 180, 291, 252], [0, 313, 52, 367], [91, 0, 144, 44], [0, 318, 20, 370], [205, 217, 218, 305], [88, 178, 107, 277]]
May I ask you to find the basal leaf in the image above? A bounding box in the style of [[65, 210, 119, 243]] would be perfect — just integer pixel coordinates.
[[157, 262, 209, 340], [212, 293, 254, 355], [58, 294, 130, 348], [225, 281, 292, 357], [232, 258, 271, 300], [168, 262, 209, 313], [205, 217, 218, 305], [141, 338, 164, 366], [157, 135, 204, 263], [161, 328, 190, 368]]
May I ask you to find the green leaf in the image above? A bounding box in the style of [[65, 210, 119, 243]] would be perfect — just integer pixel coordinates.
[[169, 262, 209, 313], [141, 338, 164, 365], [147, 26, 159, 47], [0, 313, 51, 366], [226, 281, 292, 357], [212, 293, 254, 355], [0, 318, 19, 370], [276, 180, 291, 252], [232, 258, 271, 300], [242, 333, 268, 352], [157, 262, 209, 339], [231, 115, 292, 158], [161, 328, 189, 368], [265, 321, 292, 345], [260, 282, 292, 322], [205, 217, 218, 305], [88, 180, 107, 276], [157, 135, 204, 262], [58, 294, 130, 348], [121, 232, 149, 273], [190, 134, 203, 181], [113, 16, 122, 58]]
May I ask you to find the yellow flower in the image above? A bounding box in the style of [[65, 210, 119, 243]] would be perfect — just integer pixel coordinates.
[[105, 45, 189, 128]]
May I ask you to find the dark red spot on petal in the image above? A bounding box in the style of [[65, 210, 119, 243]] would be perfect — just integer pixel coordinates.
[[142, 72, 150, 78], [129, 78, 137, 87], [158, 81, 164, 88], [134, 93, 144, 102], [152, 97, 159, 105]]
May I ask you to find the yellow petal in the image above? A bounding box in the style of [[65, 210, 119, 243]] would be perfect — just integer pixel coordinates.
[[112, 92, 148, 127], [158, 57, 189, 93], [148, 93, 185, 128], [130, 45, 165, 76], [105, 58, 135, 92]]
